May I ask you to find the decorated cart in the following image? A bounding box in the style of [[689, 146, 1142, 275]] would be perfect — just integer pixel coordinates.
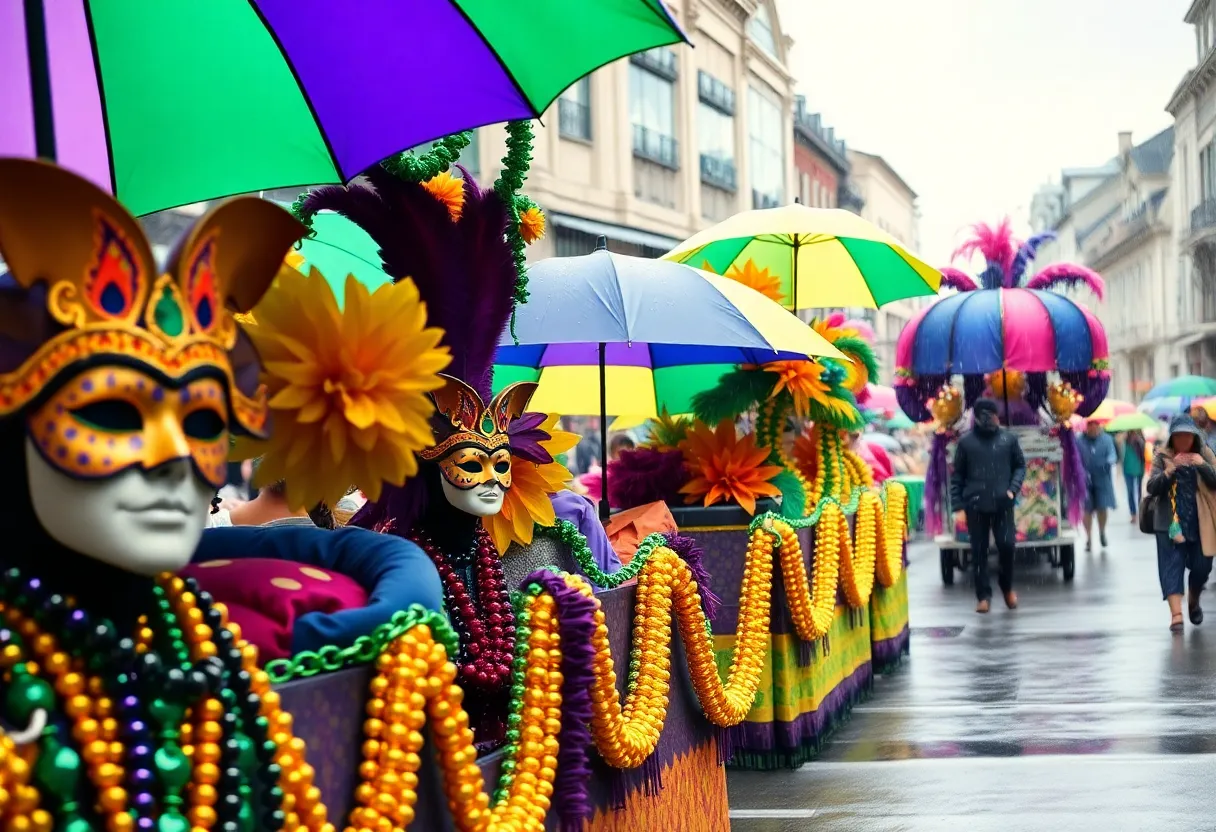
[[894, 221, 1109, 586]]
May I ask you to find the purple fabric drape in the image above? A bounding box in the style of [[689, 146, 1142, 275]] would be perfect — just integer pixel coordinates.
[[924, 432, 954, 536], [551, 490, 622, 572], [1056, 427, 1087, 526]]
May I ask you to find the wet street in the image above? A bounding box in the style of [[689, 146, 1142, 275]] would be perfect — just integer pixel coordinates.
[[728, 514, 1216, 831]]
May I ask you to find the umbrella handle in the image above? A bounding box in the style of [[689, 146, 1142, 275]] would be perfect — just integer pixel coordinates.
[[599, 342, 610, 522]]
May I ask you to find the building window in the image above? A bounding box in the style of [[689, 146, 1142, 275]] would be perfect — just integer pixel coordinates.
[[698, 101, 736, 191], [812, 179, 821, 207], [799, 172, 810, 205], [748, 86, 785, 208], [558, 78, 592, 142], [697, 71, 735, 116], [748, 4, 778, 57], [630, 62, 678, 169], [1201, 141, 1216, 202]]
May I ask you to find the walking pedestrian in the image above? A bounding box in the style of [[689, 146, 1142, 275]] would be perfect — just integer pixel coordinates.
[[950, 398, 1026, 613], [1145, 414, 1216, 634], [1121, 428, 1147, 523], [1078, 419, 1118, 551]]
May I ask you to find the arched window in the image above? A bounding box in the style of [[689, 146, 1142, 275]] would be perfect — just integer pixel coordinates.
[[748, 4, 778, 57]]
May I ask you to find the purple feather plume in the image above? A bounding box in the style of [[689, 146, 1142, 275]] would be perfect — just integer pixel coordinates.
[[606, 448, 691, 510], [1057, 428, 1087, 526], [924, 432, 952, 536], [938, 267, 978, 293], [1024, 262, 1106, 301], [661, 531, 721, 622], [1010, 231, 1057, 284], [508, 412, 553, 464], [523, 570, 597, 832]]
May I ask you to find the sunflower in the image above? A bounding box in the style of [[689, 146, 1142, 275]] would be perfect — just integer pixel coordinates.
[[484, 414, 579, 553], [421, 171, 464, 221], [234, 266, 451, 510], [763, 360, 833, 419], [519, 206, 546, 244], [678, 419, 782, 515]]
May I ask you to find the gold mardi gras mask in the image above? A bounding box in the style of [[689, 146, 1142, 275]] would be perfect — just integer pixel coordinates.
[[0, 159, 304, 489], [420, 375, 538, 490]]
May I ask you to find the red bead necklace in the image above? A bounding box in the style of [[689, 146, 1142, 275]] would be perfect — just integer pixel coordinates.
[[411, 523, 515, 692]]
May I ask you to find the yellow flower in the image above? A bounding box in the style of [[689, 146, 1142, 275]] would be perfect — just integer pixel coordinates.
[[763, 360, 832, 419], [519, 206, 546, 244], [484, 414, 579, 554], [234, 267, 451, 510], [421, 171, 464, 221], [722, 258, 784, 304], [679, 419, 783, 515]]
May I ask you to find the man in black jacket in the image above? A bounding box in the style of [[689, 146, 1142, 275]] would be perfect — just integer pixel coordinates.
[[950, 398, 1027, 613]]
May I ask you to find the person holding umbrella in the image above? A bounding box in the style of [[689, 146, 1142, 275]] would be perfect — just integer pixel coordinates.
[[1145, 414, 1216, 633]]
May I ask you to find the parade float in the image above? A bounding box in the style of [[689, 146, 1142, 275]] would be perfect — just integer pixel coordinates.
[[609, 313, 910, 769], [894, 221, 1109, 585]]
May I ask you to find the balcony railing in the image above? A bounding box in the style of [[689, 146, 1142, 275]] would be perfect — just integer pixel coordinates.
[[699, 154, 737, 191], [697, 71, 735, 115], [558, 99, 591, 141], [752, 189, 781, 210], [629, 47, 678, 81], [632, 124, 679, 170], [1193, 198, 1216, 233], [838, 182, 865, 213]]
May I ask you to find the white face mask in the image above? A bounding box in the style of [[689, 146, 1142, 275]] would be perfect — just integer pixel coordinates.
[[25, 438, 212, 575], [440, 476, 505, 517]]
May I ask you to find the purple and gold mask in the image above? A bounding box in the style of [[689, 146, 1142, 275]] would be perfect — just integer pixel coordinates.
[[420, 375, 538, 490]]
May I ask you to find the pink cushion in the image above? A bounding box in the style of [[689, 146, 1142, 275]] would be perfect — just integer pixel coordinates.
[[181, 559, 369, 660]]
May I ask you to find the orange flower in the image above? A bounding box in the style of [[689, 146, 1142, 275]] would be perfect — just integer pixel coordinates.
[[719, 258, 784, 304], [678, 419, 782, 515], [483, 414, 579, 554], [519, 206, 546, 244], [764, 360, 832, 419], [421, 171, 464, 221]]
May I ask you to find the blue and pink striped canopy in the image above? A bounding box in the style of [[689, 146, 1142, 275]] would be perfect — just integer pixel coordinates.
[[897, 287, 1108, 375]]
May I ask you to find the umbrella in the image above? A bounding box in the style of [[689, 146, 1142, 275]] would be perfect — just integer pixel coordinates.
[[860, 383, 899, 418], [1139, 396, 1193, 420], [661, 204, 942, 310], [885, 412, 916, 430], [1143, 375, 1216, 403], [1086, 398, 1136, 422], [863, 433, 902, 452], [499, 240, 844, 518], [3, 0, 686, 215], [493, 343, 799, 417], [1103, 412, 1159, 433]]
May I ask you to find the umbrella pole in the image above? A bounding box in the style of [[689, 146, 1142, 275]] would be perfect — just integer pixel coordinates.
[[599, 342, 610, 522], [23, 0, 57, 160]]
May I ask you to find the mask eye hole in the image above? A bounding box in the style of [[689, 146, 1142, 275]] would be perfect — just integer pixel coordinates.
[[71, 400, 143, 432], [183, 408, 226, 441], [458, 461, 483, 474], [494, 460, 511, 474]]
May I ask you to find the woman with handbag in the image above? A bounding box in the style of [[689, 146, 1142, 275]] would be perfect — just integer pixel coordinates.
[[1145, 414, 1216, 633]]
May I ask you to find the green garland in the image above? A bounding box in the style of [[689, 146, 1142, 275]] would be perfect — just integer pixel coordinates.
[[492, 584, 540, 805], [263, 604, 456, 683], [493, 120, 536, 339]]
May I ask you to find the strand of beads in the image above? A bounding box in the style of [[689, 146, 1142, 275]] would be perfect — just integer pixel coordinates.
[[0, 727, 46, 830], [841, 494, 878, 608], [876, 483, 908, 587], [411, 527, 515, 693], [777, 515, 839, 641]]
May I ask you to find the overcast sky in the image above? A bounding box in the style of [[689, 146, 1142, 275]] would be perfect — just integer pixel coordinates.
[[776, 0, 1196, 266]]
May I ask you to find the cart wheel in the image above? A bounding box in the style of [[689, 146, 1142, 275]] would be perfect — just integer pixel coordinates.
[[1060, 545, 1075, 582], [940, 550, 955, 585]]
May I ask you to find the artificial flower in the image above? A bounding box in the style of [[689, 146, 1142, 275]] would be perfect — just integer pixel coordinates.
[[721, 258, 784, 304], [421, 171, 464, 221], [791, 425, 819, 482], [643, 407, 692, 451], [763, 360, 832, 419], [484, 414, 579, 553], [519, 206, 546, 244], [235, 267, 451, 510], [679, 419, 782, 514]]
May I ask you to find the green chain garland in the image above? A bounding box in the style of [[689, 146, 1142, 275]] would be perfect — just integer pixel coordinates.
[[263, 604, 457, 684], [492, 120, 536, 340]]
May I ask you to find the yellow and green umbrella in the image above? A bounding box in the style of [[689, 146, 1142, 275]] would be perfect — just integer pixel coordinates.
[[663, 204, 942, 309]]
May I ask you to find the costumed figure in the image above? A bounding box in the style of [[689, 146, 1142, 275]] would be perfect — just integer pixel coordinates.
[[896, 220, 1108, 535], [0, 158, 346, 832]]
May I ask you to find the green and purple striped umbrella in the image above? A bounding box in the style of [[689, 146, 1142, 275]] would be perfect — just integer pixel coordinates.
[[2, 0, 685, 215]]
